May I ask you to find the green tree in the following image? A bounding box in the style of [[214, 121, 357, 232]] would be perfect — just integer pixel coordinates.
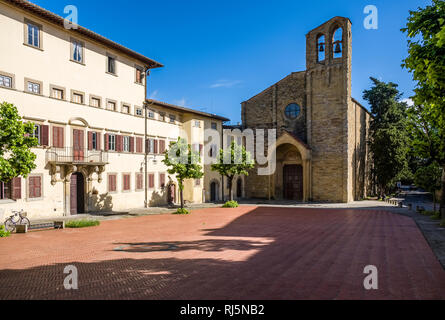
[[211, 141, 254, 201], [402, 0, 445, 218], [162, 138, 203, 209], [414, 162, 442, 212], [363, 78, 410, 198], [0, 102, 38, 182]]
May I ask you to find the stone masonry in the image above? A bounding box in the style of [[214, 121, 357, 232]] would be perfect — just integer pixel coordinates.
[[241, 17, 372, 203]]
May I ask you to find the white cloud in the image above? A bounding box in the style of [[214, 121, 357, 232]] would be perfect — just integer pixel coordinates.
[[401, 98, 414, 106], [149, 90, 159, 99], [210, 79, 242, 89], [173, 98, 187, 107]]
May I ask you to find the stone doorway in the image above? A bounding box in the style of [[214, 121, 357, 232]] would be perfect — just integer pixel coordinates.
[[210, 181, 219, 202], [70, 172, 85, 215]]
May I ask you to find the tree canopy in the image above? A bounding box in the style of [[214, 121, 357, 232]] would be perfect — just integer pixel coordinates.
[[402, 0, 445, 218], [211, 141, 254, 201], [0, 102, 38, 182], [162, 138, 203, 209], [363, 78, 410, 196]]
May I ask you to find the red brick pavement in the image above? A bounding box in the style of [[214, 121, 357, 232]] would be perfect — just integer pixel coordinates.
[[0, 206, 444, 300]]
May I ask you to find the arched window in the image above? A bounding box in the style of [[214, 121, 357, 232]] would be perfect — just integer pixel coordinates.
[[285, 103, 301, 119], [332, 27, 343, 59], [317, 35, 325, 62]]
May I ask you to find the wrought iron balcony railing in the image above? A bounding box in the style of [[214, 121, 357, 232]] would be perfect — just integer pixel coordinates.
[[46, 147, 108, 165]]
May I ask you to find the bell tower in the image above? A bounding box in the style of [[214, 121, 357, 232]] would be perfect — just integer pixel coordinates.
[[304, 17, 354, 202]]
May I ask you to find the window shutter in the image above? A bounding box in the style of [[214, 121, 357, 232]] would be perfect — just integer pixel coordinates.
[[35, 176, 41, 198], [199, 144, 203, 155], [104, 134, 109, 151], [159, 140, 165, 154], [29, 176, 41, 198], [154, 139, 158, 154], [52, 127, 58, 147], [97, 132, 101, 151], [129, 137, 135, 153], [136, 137, 142, 153], [88, 132, 93, 150], [117, 135, 123, 152], [149, 174, 154, 188], [12, 177, 21, 200], [41, 125, 49, 146]]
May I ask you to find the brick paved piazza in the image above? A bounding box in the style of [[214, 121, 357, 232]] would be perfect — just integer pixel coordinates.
[[0, 206, 444, 300]]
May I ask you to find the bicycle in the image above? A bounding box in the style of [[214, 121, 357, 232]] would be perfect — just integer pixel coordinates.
[[4, 210, 31, 232]]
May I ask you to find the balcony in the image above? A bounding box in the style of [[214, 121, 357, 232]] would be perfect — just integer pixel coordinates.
[[46, 147, 108, 165]]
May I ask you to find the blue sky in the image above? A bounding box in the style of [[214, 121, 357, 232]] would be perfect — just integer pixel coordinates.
[[32, 0, 429, 124]]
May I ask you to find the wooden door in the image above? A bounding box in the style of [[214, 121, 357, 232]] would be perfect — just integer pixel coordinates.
[[283, 165, 303, 201], [70, 173, 85, 215], [210, 182, 217, 202], [73, 129, 84, 162], [70, 174, 78, 215], [168, 184, 176, 204]]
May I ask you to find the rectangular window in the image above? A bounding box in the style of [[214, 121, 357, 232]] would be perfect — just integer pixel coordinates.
[[210, 144, 217, 158], [91, 97, 101, 108], [123, 136, 130, 152], [195, 179, 201, 186], [211, 122, 217, 130], [123, 174, 131, 192], [148, 173, 155, 189], [107, 101, 116, 111], [169, 115, 176, 123], [27, 81, 40, 94], [148, 110, 155, 118], [147, 139, 155, 154], [28, 176, 42, 199], [122, 105, 130, 114], [194, 120, 201, 128], [135, 67, 144, 84], [136, 173, 143, 191], [108, 134, 116, 151], [136, 108, 143, 116], [159, 113, 166, 122], [0, 75, 12, 88], [107, 56, 116, 74], [27, 22, 40, 48], [33, 124, 41, 145], [91, 132, 97, 150], [71, 39, 84, 63], [72, 92, 84, 104], [51, 88, 64, 100], [108, 174, 117, 193], [0, 181, 11, 200]]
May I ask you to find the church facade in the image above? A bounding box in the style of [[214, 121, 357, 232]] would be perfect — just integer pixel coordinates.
[[241, 17, 372, 203]]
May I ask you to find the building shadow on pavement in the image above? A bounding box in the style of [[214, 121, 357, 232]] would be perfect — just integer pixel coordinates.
[[1, 207, 444, 300]]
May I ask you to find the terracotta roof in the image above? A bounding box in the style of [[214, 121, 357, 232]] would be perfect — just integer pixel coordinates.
[[3, 0, 163, 68], [146, 99, 230, 122]]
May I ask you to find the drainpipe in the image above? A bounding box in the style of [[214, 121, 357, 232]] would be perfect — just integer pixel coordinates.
[[221, 125, 224, 202], [144, 68, 151, 208]]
